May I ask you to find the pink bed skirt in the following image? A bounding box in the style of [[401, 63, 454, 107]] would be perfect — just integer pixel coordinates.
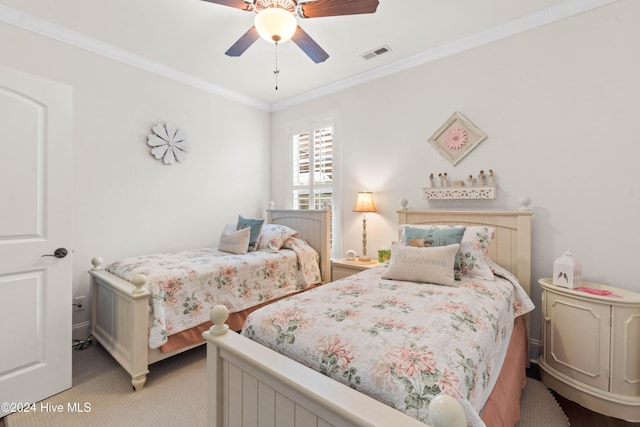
[[481, 315, 529, 427]]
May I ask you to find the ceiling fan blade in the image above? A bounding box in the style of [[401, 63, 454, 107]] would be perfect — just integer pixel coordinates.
[[225, 26, 260, 57], [298, 0, 379, 18], [291, 25, 329, 63], [201, 0, 254, 11]]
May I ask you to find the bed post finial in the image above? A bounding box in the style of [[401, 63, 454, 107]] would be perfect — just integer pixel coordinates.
[[91, 256, 104, 271], [268, 200, 275, 210], [428, 394, 466, 427], [131, 274, 146, 294], [399, 198, 408, 210], [518, 195, 532, 211], [209, 305, 230, 335]]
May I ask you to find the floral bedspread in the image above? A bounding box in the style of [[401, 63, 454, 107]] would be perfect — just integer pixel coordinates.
[[241, 262, 534, 426], [106, 237, 321, 349]]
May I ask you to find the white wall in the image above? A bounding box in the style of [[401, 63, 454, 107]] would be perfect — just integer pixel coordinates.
[[271, 0, 640, 350], [3, 0, 637, 352], [0, 21, 271, 336]]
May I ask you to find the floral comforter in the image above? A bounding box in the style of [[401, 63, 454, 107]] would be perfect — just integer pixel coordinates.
[[106, 237, 321, 349], [241, 261, 534, 426]]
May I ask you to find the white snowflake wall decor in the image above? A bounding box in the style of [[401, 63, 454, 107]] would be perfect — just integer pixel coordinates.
[[147, 123, 189, 165]]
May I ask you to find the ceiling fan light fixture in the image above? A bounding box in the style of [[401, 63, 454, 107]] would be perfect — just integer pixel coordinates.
[[254, 7, 297, 43]]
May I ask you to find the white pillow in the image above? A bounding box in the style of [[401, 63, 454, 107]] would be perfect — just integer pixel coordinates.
[[381, 243, 460, 286], [218, 224, 250, 255], [257, 224, 298, 252]]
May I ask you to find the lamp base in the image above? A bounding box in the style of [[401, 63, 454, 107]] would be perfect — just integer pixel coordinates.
[[357, 256, 372, 262]]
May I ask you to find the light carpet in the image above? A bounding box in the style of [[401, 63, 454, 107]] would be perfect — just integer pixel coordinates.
[[7, 343, 568, 427], [516, 378, 570, 427], [7, 343, 207, 427]]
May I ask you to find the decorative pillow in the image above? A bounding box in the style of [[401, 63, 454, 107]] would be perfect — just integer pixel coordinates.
[[258, 224, 299, 252], [459, 226, 495, 280], [237, 215, 264, 252], [381, 243, 460, 286], [218, 224, 250, 255], [402, 225, 466, 279]]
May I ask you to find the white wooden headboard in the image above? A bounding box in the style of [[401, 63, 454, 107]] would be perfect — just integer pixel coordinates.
[[397, 210, 533, 297], [267, 209, 331, 284]]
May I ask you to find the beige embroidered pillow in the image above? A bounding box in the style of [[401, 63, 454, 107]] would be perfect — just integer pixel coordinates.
[[218, 224, 250, 255], [381, 243, 460, 286]]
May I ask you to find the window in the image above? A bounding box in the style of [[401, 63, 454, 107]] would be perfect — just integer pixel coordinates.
[[292, 127, 333, 209], [291, 121, 340, 257]]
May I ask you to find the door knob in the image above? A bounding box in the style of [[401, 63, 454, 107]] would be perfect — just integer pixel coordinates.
[[42, 248, 68, 259]]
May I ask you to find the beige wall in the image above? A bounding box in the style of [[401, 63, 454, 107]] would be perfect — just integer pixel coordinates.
[[0, 20, 271, 335], [271, 0, 640, 350]]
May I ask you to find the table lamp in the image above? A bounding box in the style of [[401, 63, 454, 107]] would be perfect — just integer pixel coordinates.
[[353, 191, 376, 262]]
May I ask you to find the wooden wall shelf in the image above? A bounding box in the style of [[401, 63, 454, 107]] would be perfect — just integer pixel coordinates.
[[423, 185, 496, 200]]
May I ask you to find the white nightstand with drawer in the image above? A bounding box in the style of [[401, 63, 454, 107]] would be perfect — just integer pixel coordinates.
[[331, 259, 379, 281]]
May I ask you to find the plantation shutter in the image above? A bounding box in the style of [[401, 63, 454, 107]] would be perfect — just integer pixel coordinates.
[[293, 127, 333, 210]]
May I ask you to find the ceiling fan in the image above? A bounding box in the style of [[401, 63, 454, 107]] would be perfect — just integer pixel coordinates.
[[202, 0, 380, 63]]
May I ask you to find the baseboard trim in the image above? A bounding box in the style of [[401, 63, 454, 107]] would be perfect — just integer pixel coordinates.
[[73, 321, 91, 341], [529, 338, 542, 364]]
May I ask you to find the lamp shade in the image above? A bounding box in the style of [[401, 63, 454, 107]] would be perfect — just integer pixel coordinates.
[[254, 8, 297, 43], [353, 192, 376, 213]]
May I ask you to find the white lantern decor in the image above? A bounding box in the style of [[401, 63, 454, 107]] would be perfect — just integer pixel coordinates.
[[553, 250, 582, 289]]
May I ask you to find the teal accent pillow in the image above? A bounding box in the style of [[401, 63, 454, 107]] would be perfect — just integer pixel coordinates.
[[237, 215, 264, 252], [402, 226, 466, 279]]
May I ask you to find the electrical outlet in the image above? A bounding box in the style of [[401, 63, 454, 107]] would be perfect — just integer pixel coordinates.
[[73, 296, 86, 311]]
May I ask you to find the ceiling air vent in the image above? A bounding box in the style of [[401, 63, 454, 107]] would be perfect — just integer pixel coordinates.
[[360, 45, 391, 60]]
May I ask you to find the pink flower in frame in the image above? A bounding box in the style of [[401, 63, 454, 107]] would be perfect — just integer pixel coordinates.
[[444, 127, 468, 150]]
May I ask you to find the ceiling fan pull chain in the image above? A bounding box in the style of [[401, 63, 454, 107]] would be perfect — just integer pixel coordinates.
[[273, 41, 280, 90]]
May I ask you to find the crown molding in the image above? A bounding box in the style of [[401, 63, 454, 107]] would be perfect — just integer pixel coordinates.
[[0, 0, 618, 113], [0, 4, 271, 111], [270, 0, 618, 112]]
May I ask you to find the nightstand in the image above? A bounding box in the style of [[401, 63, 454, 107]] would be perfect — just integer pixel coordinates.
[[331, 258, 380, 281], [538, 278, 640, 422]]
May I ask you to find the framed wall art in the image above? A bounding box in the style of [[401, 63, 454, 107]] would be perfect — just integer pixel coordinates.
[[428, 112, 487, 166]]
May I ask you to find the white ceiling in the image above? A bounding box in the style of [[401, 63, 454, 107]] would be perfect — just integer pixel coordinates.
[[0, 0, 616, 111]]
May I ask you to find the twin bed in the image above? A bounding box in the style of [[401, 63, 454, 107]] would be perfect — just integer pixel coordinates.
[[89, 208, 533, 426], [203, 209, 533, 427], [89, 209, 331, 391]]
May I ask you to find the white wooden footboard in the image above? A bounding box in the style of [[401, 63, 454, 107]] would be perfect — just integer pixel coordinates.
[[89, 258, 150, 391], [203, 306, 466, 427]]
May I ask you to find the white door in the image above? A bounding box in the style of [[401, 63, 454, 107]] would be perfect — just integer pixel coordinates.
[[0, 65, 73, 415]]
